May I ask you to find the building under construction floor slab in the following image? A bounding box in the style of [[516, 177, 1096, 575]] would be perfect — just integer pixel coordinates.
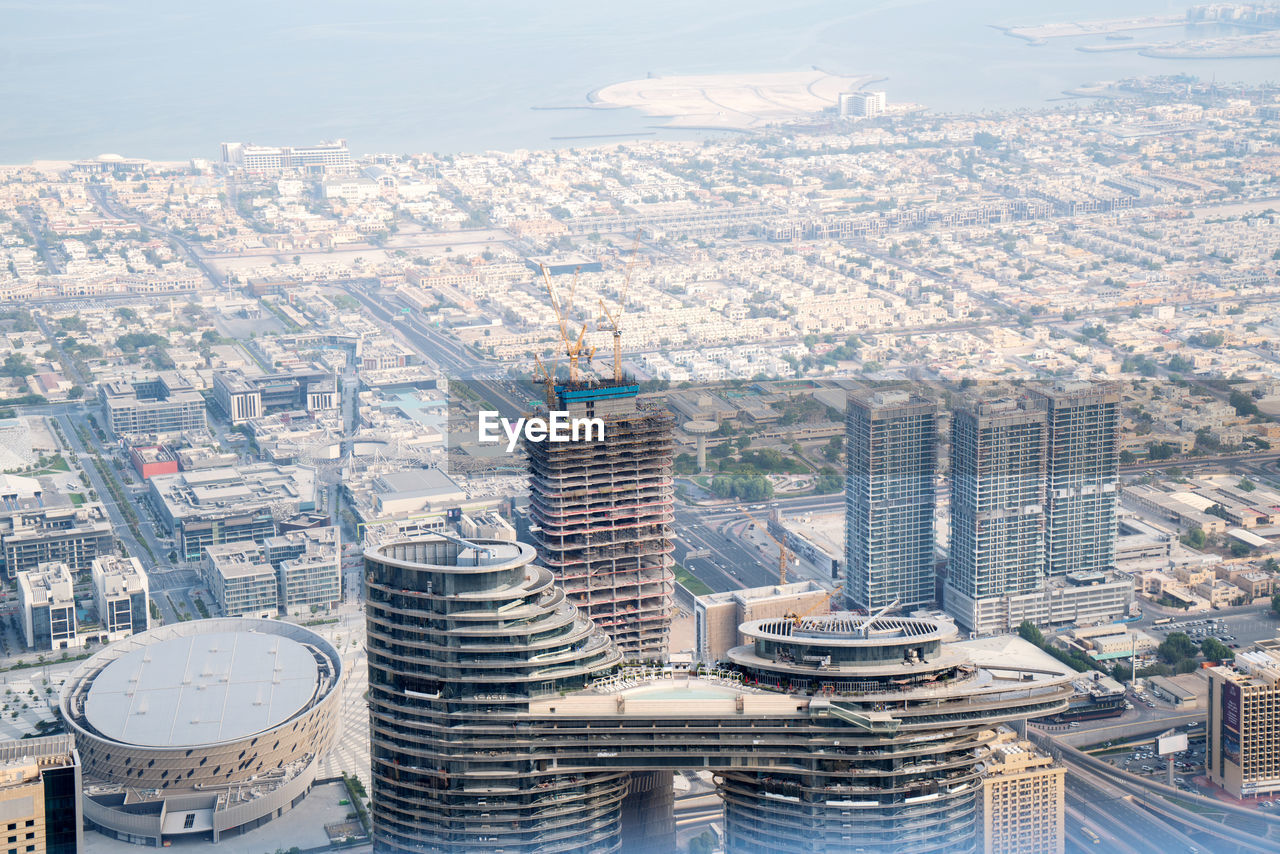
[[526, 379, 675, 659]]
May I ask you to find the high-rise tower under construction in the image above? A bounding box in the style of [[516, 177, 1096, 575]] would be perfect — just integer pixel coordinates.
[[526, 378, 675, 659]]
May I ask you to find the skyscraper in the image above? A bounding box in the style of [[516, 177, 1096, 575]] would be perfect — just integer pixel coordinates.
[[362, 535, 1076, 854], [526, 378, 675, 658], [365, 538, 625, 853], [844, 390, 939, 613], [945, 398, 1048, 635], [1030, 382, 1120, 577]]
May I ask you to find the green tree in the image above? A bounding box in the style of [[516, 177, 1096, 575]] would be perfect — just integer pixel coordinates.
[[1229, 389, 1259, 418], [1017, 621, 1044, 646], [814, 473, 843, 494], [1200, 637, 1234, 662], [1158, 632, 1196, 664], [0, 354, 34, 378], [1272, 592, 1280, 619]]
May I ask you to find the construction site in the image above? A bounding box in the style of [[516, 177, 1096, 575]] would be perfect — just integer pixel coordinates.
[[524, 250, 678, 659]]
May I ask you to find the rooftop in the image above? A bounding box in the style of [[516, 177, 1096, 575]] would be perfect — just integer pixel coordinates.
[[83, 630, 321, 747]]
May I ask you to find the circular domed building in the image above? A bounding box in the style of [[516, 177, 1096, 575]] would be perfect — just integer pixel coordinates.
[[60, 618, 341, 846]]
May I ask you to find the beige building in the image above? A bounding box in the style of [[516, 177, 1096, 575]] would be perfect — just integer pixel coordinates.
[[1208, 640, 1280, 799], [694, 581, 831, 663], [0, 734, 82, 854], [979, 729, 1065, 854]]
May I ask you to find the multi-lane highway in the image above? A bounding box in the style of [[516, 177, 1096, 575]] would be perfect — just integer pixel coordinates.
[[674, 493, 845, 594]]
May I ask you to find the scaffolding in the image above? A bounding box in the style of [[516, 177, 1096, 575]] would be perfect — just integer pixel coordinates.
[[526, 378, 675, 659]]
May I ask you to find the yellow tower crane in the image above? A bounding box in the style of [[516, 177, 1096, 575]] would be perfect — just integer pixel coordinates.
[[539, 263, 593, 384], [598, 237, 641, 383], [532, 355, 556, 408], [790, 584, 844, 626], [746, 512, 790, 586]]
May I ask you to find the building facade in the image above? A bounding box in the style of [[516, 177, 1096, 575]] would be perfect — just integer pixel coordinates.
[[845, 390, 939, 613], [202, 543, 279, 617], [98, 373, 207, 438], [0, 476, 113, 578], [946, 398, 1047, 635], [840, 90, 887, 118], [1030, 382, 1120, 578], [1208, 640, 1280, 799], [212, 367, 337, 424], [17, 562, 78, 650], [365, 535, 1076, 854], [60, 619, 340, 847], [90, 555, 149, 642], [365, 538, 625, 853], [220, 140, 352, 173], [978, 729, 1065, 854], [264, 527, 341, 613], [526, 380, 675, 658], [694, 581, 830, 664], [147, 463, 317, 560], [0, 735, 82, 854]]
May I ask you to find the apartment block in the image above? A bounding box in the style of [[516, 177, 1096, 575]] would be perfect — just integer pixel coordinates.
[[0, 480, 113, 579], [946, 398, 1047, 635], [979, 729, 1065, 854], [202, 543, 279, 617], [220, 139, 351, 174], [1030, 381, 1120, 577], [1208, 639, 1280, 799], [17, 562, 77, 650], [98, 372, 207, 438], [0, 735, 82, 854], [840, 90, 887, 118], [90, 555, 149, 641], [264, 526, 341, 613], [844, 390, 939, 612], [212, 367, 337, 424], [526, 379, 675, 658]]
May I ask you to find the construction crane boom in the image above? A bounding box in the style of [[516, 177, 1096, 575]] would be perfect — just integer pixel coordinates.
[[532, 355, 556, 407], [792, 584, 844, 626], [539, 263, 591, 383], [746, 511, 789, 585], [599, 236, 641, 383]]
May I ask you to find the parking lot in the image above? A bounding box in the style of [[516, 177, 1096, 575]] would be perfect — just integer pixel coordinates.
[[1149, 615, 1245, 648], [1094, 721, 1207, 794]]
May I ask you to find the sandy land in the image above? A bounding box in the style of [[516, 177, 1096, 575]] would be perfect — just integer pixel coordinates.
[[996, 15, 1182, 44], [593, 70, 875, 131]]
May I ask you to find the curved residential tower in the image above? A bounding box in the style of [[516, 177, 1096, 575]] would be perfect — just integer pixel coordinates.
[[366, 536, 1074, 853], [365, 537, 625, 853]]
